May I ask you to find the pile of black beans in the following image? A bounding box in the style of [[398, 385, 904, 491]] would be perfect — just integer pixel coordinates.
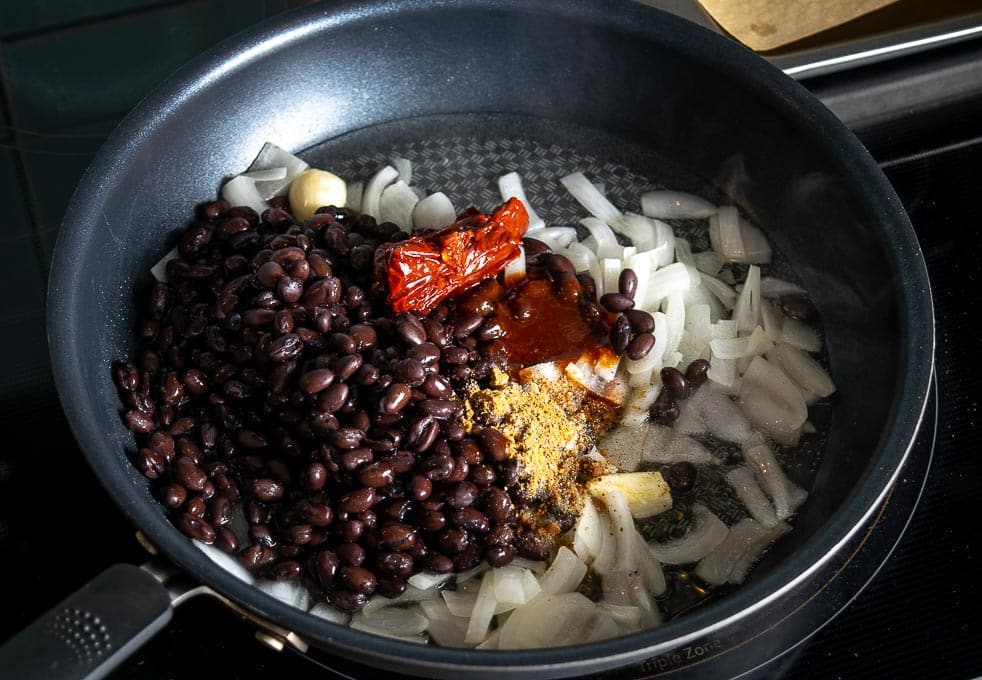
[[115, 198, 532, 612]]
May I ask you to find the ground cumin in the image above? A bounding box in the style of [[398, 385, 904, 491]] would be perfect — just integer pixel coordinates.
[[461, 367, 614, 554]]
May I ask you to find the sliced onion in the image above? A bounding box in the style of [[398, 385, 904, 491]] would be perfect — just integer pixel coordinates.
[[560, 240, 599, 275], [647, 504, 729, 564], [678, 303, 712, 362], [692, 250, 724, 276], [652, 220, 677, 267], [378, 179, 419, 231], [560, 171, 622, 222], [351, 607, 428, 638], [701, 274, 737, 309], [463, 571, 498, 644], [767, 343, 836, 398], [725, 465, 779, 527], [640, 190, 718, 219], [241, 166, 287, 182], [739, 356, 808, 436], [695, 517, 791, 585], [707, 357, 737, 389], [412, 192, 456, 230], [780, 318, 821, 352], [732, 265, 761, 333], [221, 174, 268, 216], [709, 206, 743, 261], [194, 540, 254, 583], [686, 383, 754, 444], [497, 592, 604, 649], [597, 421, 648, 471], [346, 181, 363, 214], [539, 546, 588, 595], [363, 585, 440, 616], [642, 262, 691, 309], [739, 218, 772, 264], [580, 217, 622, 258], [741, 432, 808, 519], [361, 164, 399, 218], [408, 571, 454, 590], [150, 248, 179, 283], [760, 276, 807, 299], [602, 257, 622, 296], [662, 292, 686, 357], [256, 579, 310, 610], [643, 423, 719, 465], [420, 600, 469, 647], [573, 495, 604, 561], [760, 298, 784, 342], [530, 227, 577, 250], [246, 142, 309, 199], [500, 245, 526, 286], [608, 213, 656, 251], [592, 511, 618, 576], [498, 171, 545, 231], [309, 602, 351, 625], [391, 157, 412, 185]]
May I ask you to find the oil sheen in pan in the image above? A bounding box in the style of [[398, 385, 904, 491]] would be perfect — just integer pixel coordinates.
[[303, 110, 833, 606]]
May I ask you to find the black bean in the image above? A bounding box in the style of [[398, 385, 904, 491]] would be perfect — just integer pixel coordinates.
[[610, 314, 631, 354], [358, 461, 396, 488], [136, 448, 166, 479], [302, 462, 327, 491], [179, 513, 216, 543], [267, 333, 303, 362], [162, 483, 187, 508], [425, 554, 454, 573], [452, 508, 490, 533], [482, 488, 513, 523], [446, 481, 478, 509], [684, 358, 711, 388], [421, 454, 454, 481], [250, 478, 285, 502], [328, 588, 368, 613], [625, 309, 655, 334], [298, 368, 335, 394], [123, 410, 155, 433], [618, 268, 638, 298], [453, 313, 483, 338], [780, 294, 817, 322], [660, 366, 691, 400], [410, 474, 432, 501], [378, 552, 414, 578], [317, 382, 349, 413], [337, 542, 366, 567], [649, 398, 680, 423], [339, 487, 377, 513], [173, 456, 207, 492], [391, 358, 426, 386], [484, 544, 516, 567], [627, 332, 656, 360], [419, 510, 447, 532], [329, 427, 364, 450], [380, 383, 412, 415], [417, 399, 456, 420], [600, 292, 635, 313], [543, 253, 575, 275], [299, 502, 334, 527], [477, 428, 508, 462], [315, 550, 340, 587], [665, 461, 697, 494], [379, 523, 416, 551]]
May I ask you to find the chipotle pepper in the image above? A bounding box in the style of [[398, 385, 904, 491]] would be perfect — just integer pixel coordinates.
[[374, 197, 529, 314]]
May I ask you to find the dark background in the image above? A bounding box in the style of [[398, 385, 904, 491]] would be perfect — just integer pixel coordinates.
[[0, 1, 978, 678]]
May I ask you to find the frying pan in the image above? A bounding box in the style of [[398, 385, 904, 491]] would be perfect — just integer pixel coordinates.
[[1, 0, 933, 677]]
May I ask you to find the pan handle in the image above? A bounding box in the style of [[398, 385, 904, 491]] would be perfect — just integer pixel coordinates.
[[0, 563, 174, 680]]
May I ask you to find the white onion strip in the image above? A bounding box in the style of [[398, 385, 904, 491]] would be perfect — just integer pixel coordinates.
[[498, 171, 545, 231], [361, 164, 399, 218], [725, 466, 779, 527], [560, 172, 622, 222], [647, 504, 728, 564], [641, 190, 718, 219]]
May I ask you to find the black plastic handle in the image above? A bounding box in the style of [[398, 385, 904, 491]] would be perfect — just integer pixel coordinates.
[[0, 563, 173, 679]]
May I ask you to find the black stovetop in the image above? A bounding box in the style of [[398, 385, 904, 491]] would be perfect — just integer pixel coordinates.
[[1, 13, 980, 680]]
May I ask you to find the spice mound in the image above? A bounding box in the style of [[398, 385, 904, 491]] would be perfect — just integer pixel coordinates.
[[462, 368, 613, 558]]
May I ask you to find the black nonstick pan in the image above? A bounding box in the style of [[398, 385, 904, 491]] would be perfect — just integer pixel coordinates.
[[1, 0, 933, 678]]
